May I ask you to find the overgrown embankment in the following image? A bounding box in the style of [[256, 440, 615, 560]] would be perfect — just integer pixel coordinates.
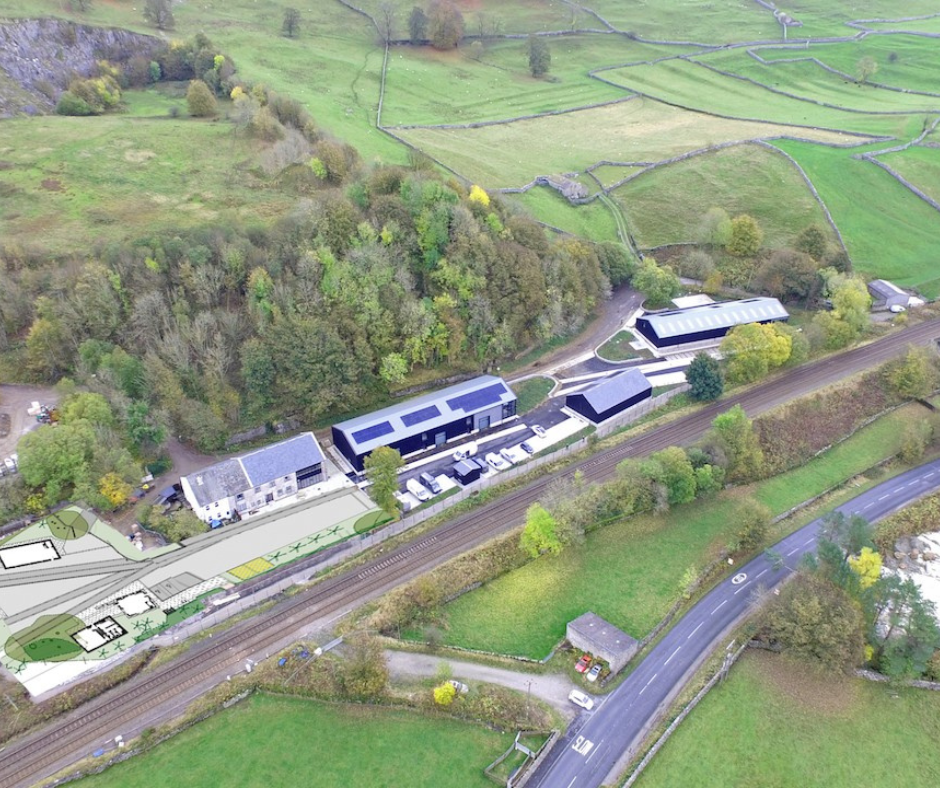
[[0, 17, 163, 117]]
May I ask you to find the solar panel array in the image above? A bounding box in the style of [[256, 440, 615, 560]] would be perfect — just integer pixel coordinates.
[[446, 382, 507, 413], [351, 421, 394, 444], [401, 404, 441, 427]]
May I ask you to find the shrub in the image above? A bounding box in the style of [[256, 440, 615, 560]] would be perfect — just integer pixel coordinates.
[[186, 79, 218, 117], [55, 91, 95, 116]]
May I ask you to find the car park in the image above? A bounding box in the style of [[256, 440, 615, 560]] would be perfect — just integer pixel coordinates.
[[485, 452, 509, 472], [575, 654, 592, 673], [499, 448, 516, 466], [587, 663, 602, 683], [520, 441, 535, 455], [568, 690, 594, 710], [405, 478, 432, 502], [418, 471, 442, 495], [531, 424, 546, 438]]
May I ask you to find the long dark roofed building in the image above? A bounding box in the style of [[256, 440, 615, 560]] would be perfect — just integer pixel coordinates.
[[332, 375, 517, 472], [566, 369, 652, 423], [635, 297, 789, 349]]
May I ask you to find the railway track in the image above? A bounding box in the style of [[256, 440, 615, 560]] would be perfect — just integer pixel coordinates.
[[2, 317, 939, 787]]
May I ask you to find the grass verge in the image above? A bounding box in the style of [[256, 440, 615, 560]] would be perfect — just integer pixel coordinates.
[[510, 377, 554, 415]]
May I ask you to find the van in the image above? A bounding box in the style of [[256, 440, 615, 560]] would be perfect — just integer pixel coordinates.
[[406, 477, 432, 502], [418, 472, 442, 495]]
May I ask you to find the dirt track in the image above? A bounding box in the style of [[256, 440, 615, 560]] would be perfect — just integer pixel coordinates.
[[0, 384, 59, 461]]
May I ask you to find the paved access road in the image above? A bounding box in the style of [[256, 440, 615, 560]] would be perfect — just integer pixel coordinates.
[[532, 457, 940, 788]]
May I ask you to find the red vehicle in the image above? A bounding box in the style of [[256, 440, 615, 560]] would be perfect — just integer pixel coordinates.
[[575, 654, 592, 673]]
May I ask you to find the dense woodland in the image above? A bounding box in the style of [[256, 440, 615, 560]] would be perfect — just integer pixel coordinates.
[[0, 35, 631, 455]]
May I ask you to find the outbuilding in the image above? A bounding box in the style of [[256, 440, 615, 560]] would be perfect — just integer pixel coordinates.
[[635, 297, 789, 349], [332, 375, 517, 472], [452, 459, 484, 485], [868, 279, 911, 311], [565, 369, 652, 424], [566, 611, 638, 674]]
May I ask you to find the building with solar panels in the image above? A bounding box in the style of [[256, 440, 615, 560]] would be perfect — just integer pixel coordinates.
[[180, 432, 326, 523], [634, 297, 789, 349], [331, 375, 517, 472], [565, 369, 652, 424]]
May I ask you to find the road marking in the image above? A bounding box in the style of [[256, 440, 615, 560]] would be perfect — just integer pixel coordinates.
[[734, 582, 750, 595], [572, 737, 594, 757], [687, 622, 703, 640], [861, 502, 873, 510], [802, 539, 814, 547], [567, 778, 578, 788], [878, 494, 890, 501], [665, 646, 681, 665], [712, 600, 727, 614], [787, 548, 799, 556], [926, 472, 935, 478], [756, 569, 768, 579]]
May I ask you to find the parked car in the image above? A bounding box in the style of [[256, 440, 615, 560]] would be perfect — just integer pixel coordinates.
[[405, 477, 432, 502], [587, 663, 602, 683], [520, 441, 535, 455], [3, 457, 16, 473], [499, 448, 516, 466], [156, 483, 183, 507], [448, 680, 469, 694], [568, 690, 594, 710], [484, 452, 509, 472], [452, 441, 478, 461], [418, 471, 443, 495], [531, 424, 546, 438], [575, 654, 592, 673], [889, 304, 906, 314]]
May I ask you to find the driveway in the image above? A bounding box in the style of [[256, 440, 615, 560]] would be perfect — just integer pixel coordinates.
[[385, 649, 578, 719], [0, 384, 59, 460]]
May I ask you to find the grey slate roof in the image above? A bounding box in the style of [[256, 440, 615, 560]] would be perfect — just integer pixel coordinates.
[[578, 369, 651, 415], [868, 279, 909, 307], [184, 432, 324, 508], [334, 375, 516, 455], [568, 611, 637, 655], [641, 297, 789, 340]]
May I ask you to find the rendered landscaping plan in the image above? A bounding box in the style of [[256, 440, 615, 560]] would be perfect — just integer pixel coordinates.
[[2, 2, 940, 787]]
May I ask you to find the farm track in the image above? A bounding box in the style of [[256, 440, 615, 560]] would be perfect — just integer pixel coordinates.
[[2, 318, 940, 788]]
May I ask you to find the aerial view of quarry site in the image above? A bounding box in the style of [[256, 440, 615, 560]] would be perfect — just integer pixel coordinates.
[[2, 1, 940, 786]]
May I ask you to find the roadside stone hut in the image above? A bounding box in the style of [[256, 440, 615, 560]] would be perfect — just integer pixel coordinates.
[[566, 611, 638, 673]]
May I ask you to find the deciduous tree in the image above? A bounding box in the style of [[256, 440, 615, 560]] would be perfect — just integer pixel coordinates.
[[648, 447, 696, 506], [433, 681, 457, 706], [365, 446, 403, 519], [528, 34, 551, 77], [186, 79, 218, 117], [408, 6, 428, 44], [847, 546, 882, 589], [856, 55, 878, 83], [427, 0, 464, 50], [339, 634, 389, 700], [884, 345, 940, 400], [726, 214, 763, 258], [281, 7, 301, 38], [143, 0, 175, 31], [632, 257, 680, 307], [520, 503, 562, 557], [720, 322, 792, 384], [708, 404, 764, 483]]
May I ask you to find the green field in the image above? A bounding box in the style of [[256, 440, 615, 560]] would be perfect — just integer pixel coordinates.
[[76, 693, 508, 788], [510, 188, 619, 242], [399, 99, 862, 188], [639, 650, 940, 788], [613, 143, 835, 249], [697, 49, 940, 114], [0, 89, 293, 254], [597, 331, 648, 362], [880, 143, 940, 206], [600, 58, 911, 137], [773, 138, 940, 296], [434, 406, 920, 658]]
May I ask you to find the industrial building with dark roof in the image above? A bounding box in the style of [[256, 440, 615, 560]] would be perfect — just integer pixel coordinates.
[[332, 375, 517, 471], [181, 432, 326, 523], [635, 297, 789, 349], [565, 369, 652, 424]]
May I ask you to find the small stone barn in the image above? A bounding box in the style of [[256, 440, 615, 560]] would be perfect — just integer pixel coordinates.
[[566, 611, 638, 673]]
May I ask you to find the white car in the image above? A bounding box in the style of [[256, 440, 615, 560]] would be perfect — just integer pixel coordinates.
[[889, 304, 906, 314], [448, 680, 469, 694], [499, 448, 516, 466], [485, 452, 509, 472], [453, 441, 478, 462], [3, 457, 16, 473], [405, 478, 432, 502], [568, 690, 594, 710], [531, 424, 546, 438]]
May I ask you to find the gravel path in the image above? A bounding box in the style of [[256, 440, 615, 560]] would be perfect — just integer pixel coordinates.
[[384, 650, 579, 719]]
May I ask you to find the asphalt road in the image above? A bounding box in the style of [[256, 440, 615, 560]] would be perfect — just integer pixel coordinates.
[[532, 457, 940, 788]]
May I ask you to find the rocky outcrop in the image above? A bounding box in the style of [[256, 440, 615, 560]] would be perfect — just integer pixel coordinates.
[[0, 18, 165, 117]]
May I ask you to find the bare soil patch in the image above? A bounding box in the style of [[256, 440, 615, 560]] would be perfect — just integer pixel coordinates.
[[40, 178, 63, 191]]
